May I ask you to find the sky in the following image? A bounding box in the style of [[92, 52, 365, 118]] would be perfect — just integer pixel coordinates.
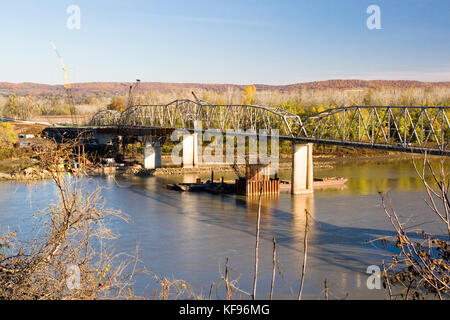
[[0, 0, 449, 85]]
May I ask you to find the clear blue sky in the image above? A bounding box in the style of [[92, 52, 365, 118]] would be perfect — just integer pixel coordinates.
[[0, 0, 449, 85]]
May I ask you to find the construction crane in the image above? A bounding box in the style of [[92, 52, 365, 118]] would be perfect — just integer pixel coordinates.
[[50, 40, 76, 124], [127, 79, 141, 108]]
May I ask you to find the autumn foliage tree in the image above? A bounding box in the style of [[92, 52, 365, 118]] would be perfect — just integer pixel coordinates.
[[107, 96, 127, 112], [243, 85, 256, 105], [0, 123, 17, 159]]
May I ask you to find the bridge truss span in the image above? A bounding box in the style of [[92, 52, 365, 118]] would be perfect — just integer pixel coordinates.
[[299, 106, 450, 154], [90, 101, 450, 155], [91, 99, 306, 138]]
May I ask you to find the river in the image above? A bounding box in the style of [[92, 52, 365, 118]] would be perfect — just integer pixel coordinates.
[[0, 158, 446, 299]]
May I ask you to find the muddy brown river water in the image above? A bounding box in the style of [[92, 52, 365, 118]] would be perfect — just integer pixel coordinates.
[[0, 158, 447, 299]]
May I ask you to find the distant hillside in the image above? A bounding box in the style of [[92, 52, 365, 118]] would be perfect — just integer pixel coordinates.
[[0, 80, 449, 96]]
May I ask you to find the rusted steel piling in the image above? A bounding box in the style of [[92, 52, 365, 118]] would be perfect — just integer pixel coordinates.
[[236, 164, 280, 196]]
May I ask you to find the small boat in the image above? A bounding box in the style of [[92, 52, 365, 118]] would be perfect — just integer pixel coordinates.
[[166, 181, 235, 194], [313, 177, 348, 188], [166, 184, 190, 192], [204, 183, 236, 195]]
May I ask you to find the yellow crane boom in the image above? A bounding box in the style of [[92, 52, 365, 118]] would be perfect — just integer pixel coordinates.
[[50, 40, 71, 90], [50, 40, 76, 124]]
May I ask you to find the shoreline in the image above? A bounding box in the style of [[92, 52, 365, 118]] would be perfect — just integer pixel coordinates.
[[0, 152, 435, 182], [148, 152, 423, 176]]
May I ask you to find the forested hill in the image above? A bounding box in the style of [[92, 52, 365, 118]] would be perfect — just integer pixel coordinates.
[[0, 80, 449, 96]]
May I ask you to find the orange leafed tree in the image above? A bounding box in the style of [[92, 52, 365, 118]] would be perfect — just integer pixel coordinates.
[[107, 96, 127, 112]]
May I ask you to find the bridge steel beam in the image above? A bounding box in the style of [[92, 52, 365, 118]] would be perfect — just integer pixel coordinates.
[[291, 142, 314, 195]]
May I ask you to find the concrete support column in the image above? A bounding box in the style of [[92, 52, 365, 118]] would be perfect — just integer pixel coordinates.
[[291, 142, 314, 194], [182, 133, 198, 168], [144, 142, 162, 169]]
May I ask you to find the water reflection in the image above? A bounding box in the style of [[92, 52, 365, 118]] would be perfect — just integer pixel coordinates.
[[244, 194, 279, 217], [291, 194, 315, 239]]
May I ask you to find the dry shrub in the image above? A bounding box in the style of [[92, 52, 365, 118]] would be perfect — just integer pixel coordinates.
[[0, 140, 139, 300], [381, 155, 449, 300], [152, 274, 200, 300]]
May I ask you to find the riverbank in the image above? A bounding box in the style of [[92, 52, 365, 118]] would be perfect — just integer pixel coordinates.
[[0, 157, 53, 181], [0, 151, 427, 182], [0, 165, 52, 181], [147, 152, 419, 177]]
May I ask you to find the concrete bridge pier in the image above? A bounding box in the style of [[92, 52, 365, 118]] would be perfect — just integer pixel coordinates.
[[182, 132, 199, 168], [143, 140, 162, 169], [291, 142, 314, 194]]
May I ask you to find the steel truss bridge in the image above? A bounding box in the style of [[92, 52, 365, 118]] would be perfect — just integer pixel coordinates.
[[90, 100, 450, 156]]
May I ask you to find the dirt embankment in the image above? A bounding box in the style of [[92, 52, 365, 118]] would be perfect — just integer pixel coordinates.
[[0, 165, 52, 181], [0, 154, 54, 181]]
